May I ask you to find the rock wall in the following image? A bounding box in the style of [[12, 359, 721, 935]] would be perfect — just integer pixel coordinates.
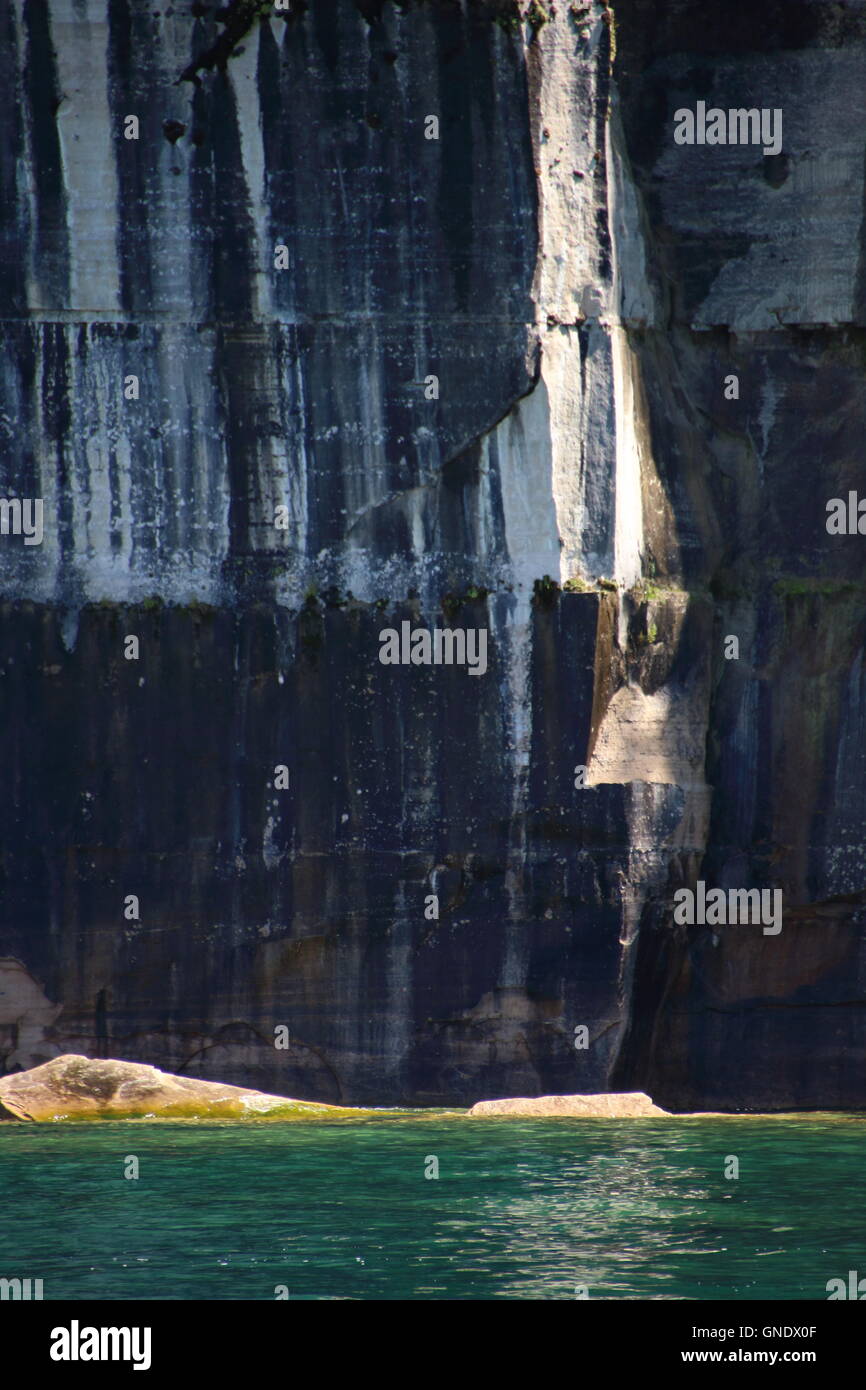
[[1, 0, 865, 1109]]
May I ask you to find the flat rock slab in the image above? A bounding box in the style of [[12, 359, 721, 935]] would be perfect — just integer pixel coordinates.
[[0, 1055, 353, 1121], [466, 1092, 670, 1118]]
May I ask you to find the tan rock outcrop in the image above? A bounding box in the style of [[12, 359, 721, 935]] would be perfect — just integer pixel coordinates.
[[0, 1054, 352, 1121], [466, 1091, 669, 1119]]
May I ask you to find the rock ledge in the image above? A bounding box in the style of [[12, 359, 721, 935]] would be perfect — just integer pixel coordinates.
[[466, 1092, 669, 1118], [0, 1055, 349, 1121]]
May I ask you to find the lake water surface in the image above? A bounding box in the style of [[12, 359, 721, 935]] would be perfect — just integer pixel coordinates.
[[1, 1115, 863, 1300]]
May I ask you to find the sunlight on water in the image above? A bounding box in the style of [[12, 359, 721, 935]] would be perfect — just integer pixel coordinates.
[[1, 1116, 864, 1300]]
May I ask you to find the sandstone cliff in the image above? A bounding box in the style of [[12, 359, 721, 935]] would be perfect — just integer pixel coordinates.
[[0, 0, 864, 1110]]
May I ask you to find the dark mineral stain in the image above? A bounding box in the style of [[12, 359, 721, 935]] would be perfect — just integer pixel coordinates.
[[763, 151, 789, 188], [163, 118, 188, 143]]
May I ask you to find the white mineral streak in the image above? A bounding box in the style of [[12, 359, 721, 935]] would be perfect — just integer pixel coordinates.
[[3, 3, 230, 608], [51, 0, 121, 315], [232, 29, 271, 323], [231, 28, 296, 565], [518, 8, 607, 586], [10, 3, 866, 619], [9, 4, 653, 612], [496, 12, 595, 988]]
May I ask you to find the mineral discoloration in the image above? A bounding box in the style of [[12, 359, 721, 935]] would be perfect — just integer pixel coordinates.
[[2, 2, 866, 1110]]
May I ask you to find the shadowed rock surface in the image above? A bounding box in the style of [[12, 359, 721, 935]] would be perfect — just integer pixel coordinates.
[[1, 0, 865, 1110]]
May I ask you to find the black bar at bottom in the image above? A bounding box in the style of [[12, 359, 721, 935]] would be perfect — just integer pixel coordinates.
[[3, 1298, 860, 1377]]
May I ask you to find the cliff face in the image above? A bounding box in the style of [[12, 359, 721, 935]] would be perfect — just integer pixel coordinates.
[[607, 0, 866, 1110], [1, 0, 865, 1109]]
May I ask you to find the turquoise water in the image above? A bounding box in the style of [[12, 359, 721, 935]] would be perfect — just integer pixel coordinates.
[[1, 1115, 864, 1300]]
